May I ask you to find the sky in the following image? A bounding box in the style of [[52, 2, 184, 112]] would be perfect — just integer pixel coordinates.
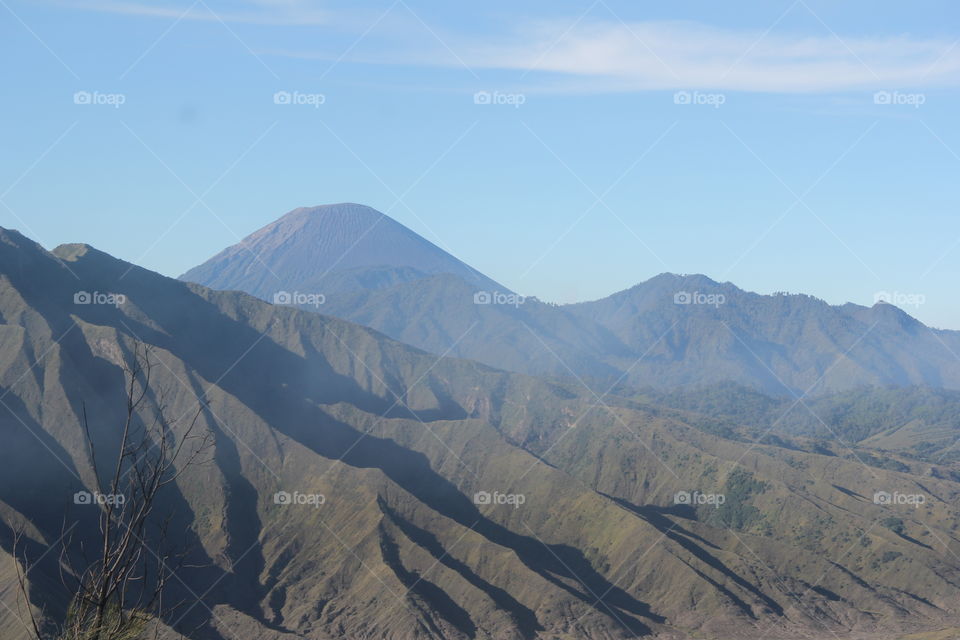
[[2, 0, 960, 327]]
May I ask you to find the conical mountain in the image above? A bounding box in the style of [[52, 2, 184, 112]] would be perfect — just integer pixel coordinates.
[[180, 203, 507, 299]]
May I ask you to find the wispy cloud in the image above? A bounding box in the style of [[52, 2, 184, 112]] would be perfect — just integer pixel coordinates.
[[60, 0, 333, 26], [454, 19, 960, 93], [270, 17, 960, 93], [57, 1, 960, 93]]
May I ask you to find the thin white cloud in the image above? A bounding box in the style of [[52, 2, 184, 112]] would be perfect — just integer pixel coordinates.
[[267, 17, 960, 93], [56, 1, 960, 92], [456, 19, 960, 92], [60, 0, 333, 26]]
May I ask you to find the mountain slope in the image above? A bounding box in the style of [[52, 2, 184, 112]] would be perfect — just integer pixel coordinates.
[[643, 382, 960, 463], [6, 228, 960, 639], [567, 273, 960, 393], [179, 203, 506, 299], [318, 272, 629, 384]]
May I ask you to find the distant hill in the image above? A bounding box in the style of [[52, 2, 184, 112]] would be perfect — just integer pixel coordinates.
[[182, 204, 960, 395], [643, 381, 960, 463], [5, 227, 960, 638], [567, 273, 960, 393]]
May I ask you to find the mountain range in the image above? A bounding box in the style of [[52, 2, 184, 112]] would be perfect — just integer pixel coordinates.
[[181, 204, 960, 396], [2, 225, 960, 639]]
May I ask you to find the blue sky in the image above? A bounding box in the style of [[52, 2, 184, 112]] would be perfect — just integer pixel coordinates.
[[2, 0, 960, 327]]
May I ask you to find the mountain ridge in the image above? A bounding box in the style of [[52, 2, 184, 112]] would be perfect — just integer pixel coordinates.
[[4, 226, 960, 639], [180, 204, 960, 395]]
